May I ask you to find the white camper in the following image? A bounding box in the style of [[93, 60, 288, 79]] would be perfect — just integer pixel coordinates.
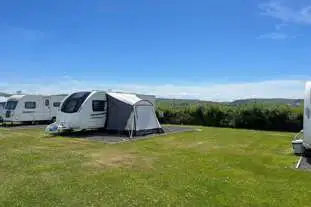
[[46, 91, 163, 137], [302, 81, 311, 151], [0, 96, 7, 122], [3, 94, 67, 124]]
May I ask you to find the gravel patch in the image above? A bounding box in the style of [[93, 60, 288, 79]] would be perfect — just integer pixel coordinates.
[[54, 126, 196, 144], [0, 123, 196, 143], [296, 156, 311, 171]]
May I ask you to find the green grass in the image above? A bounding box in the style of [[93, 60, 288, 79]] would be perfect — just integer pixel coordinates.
[[0, 126, 309, 206]]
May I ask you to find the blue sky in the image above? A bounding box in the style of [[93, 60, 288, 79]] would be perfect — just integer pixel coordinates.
[[0, 0, 311, 101]]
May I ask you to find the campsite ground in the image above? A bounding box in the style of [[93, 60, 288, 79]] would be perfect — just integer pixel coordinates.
[[0, 125, 310, 206]]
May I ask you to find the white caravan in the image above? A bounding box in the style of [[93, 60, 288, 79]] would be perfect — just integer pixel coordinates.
[[3, 94, 67, 124], [302, 81, 311, 151], [0, 96, 7, 122], [46, 90, 163, 136]]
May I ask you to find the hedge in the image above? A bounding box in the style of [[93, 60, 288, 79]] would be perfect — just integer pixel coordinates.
[[156, 104, 303, 132]]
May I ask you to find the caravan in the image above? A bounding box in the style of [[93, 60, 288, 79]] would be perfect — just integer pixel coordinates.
[[292, 81, 311, 155], [0, 97, 7, 122], [302, 81, 311, 151], [3, 94, 67, 124], [46, 91, 163, 137]]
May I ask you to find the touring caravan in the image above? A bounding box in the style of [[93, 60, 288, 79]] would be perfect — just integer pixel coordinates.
[[3, 94, 67, 124], [0, 96, 7, 122], [291, 81, 311, 156], [46, 91, 163, 137], [300, 81, 311, 151]]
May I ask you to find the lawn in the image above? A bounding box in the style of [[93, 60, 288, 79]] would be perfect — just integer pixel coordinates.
[[0, 126, 310, 207]]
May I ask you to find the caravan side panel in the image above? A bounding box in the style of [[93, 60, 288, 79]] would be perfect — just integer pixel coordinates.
[[49, 95, 67, 118], [303, 81, 311, 149]]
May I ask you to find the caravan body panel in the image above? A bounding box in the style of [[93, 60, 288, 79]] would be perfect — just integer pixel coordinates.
[[3, 94, 66, 123], [56, 91, 107, 131], [303, 81, 311, 149]]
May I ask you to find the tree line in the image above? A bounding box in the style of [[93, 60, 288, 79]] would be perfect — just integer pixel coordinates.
[[156, 103, 303, 132]]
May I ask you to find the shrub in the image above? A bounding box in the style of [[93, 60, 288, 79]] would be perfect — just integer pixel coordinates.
[[156, 103, 303, 132]]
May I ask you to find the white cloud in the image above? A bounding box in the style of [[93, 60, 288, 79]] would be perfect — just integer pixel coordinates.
[[257, 32, 290, 39], [257, 1, 310, 40], [0, 78, 306, 102], [259, 1, 311, 24], [257, 32, 301, 40]]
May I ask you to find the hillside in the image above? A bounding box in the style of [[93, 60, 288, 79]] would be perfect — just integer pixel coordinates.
[[157, 97, 303, 108], [156, 98, 219, 108], [0, 92, 11, 97], [230, 98, 303, 106]]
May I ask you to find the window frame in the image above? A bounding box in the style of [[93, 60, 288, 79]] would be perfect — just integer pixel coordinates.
[[61, 92, 91, 113], [92, 100, 107, 112], [53, 102, 61, 107], [24, 101, 36, 109], [5, 101, 18, 110], [45, 99, 50, 106]]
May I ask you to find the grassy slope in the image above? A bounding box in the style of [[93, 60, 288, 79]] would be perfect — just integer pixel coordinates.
[[0, 126, 310, 207]]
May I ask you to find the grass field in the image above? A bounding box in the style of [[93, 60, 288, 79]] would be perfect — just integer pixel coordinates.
[[0, 126, 310, 207]]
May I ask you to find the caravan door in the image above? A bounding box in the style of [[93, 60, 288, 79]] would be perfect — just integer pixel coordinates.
[[42, 97, 52, 121], [83, 92, 108, 129], [303, 82, 311, 149]]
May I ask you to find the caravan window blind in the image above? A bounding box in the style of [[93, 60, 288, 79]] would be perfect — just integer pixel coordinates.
[[25, 102, 36, 109], [92, 100, 106, 112]]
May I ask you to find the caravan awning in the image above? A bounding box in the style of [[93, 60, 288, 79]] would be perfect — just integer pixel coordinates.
[[106, 92, 142, 105]]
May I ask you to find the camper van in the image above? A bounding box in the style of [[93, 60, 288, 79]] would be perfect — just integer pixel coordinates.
[[46, 91, 163, 137], [3, 94, 67, 124]]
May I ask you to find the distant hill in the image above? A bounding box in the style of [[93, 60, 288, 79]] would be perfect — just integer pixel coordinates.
[[156, 98, 219, 108], [230, 98, 303, 106], [156, 97, 304, 108], [0, 92, 11, 97]]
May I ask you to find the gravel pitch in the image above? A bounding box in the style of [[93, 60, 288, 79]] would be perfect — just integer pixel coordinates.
[[56, 126, 195, 144], [0, 124, 196, 144], [297, 156, 311, 170]]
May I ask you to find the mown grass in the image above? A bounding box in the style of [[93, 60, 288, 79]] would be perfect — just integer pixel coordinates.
[[0, 126, 310, 207]]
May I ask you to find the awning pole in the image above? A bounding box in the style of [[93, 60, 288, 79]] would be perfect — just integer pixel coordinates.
[[130, 106, 136, 139]]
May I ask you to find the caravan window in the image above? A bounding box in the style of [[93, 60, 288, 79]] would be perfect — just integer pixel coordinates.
[[5, 101, 18, 110], [25, 102, 36, 109], [45, 99, 50, 106], [61, 92, 91, 113], [92, 100, 106, 112], [53, 102, 61, 107]]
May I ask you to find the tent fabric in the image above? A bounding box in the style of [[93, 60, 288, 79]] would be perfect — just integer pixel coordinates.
[[105, 93, 164, 137], [106, 94, 133, 131]]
